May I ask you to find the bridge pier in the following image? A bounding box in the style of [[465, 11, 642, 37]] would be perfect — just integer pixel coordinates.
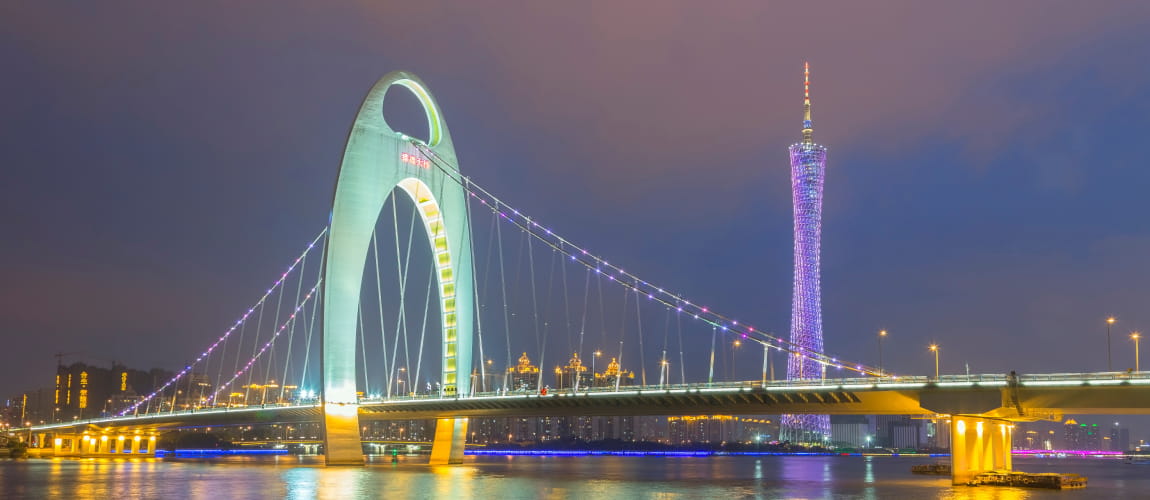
[[950, 416, 1013, 485], [323, 404, 365, 465], [428, 417, 468, 465]]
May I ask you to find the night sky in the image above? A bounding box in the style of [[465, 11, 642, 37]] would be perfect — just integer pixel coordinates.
[[4, 3, 1150, 429]]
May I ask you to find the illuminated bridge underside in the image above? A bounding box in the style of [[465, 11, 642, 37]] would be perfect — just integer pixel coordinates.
[[32, 374, 1150, 435]]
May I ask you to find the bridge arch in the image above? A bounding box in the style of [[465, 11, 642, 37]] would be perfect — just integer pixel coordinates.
[[321, 71, 474, 465]]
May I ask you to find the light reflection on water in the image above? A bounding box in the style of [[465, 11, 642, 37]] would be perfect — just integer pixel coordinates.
[[0, 455, 1142, 499]]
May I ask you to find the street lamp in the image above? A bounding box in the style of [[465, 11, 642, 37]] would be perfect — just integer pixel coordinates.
[[1107, 317, 1116, 371], [878, 330, 888, 377], [733, 340, 741, 380], [397, 367, 406, 396], [593, 350, 602, 381], [1132, 332, 1141, 372], [929, 344, 939, 379]]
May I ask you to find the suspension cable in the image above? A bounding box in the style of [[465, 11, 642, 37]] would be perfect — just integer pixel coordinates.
[[371, 231, 391, 397], [277, 251, 308, 402], [413, 143, 877, 376], [297, 233, 326, 399], [209, 281, 320, 403], [119, 229, 326, 416]]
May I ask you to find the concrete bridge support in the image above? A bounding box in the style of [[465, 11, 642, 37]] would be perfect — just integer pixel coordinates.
[[428, 417, 468, 465], [324, 404, 365, 465], [950, 416, 1013, 485], [321, 70, 473, 466]]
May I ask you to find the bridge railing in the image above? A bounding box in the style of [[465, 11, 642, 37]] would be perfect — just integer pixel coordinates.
[[1018, 371, 1150, 384]]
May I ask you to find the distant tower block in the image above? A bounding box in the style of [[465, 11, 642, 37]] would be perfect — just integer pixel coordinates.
[[781, 62, 831, 443]]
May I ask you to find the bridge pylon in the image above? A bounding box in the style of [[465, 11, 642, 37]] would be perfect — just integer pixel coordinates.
[[321, 70, 474, 465]]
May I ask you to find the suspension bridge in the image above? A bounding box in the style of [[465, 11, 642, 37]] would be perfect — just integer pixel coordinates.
[[16, 71, 1150, 484]]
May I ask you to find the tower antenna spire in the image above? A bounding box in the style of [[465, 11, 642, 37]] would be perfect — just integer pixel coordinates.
[[802, 61, 813, 143]]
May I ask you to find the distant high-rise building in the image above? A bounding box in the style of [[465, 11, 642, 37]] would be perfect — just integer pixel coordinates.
[[829, 415, 871, 448], [508, 353, 541, 391], [53, 362, 171, 419], [1061, 419, 1103, 450], [781, 62, 831, 443], [1113, 425, 1131, 452], [875, 415, 925, 449]]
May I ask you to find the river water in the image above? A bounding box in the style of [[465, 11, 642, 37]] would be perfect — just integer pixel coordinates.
[[1, 454, 1146, 499]]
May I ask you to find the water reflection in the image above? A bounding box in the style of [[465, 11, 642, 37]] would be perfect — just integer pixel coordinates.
[[0, 455, 1139, 499]]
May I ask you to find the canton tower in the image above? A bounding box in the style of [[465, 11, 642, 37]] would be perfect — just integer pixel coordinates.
[[780, 62, 831, 443]]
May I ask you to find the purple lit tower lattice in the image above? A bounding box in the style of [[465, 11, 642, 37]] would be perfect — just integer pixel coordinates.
[[780, 62, 831, 443]]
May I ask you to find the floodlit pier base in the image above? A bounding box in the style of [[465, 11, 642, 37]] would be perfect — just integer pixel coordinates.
[[323, 404, 365, 465], [950, 416, 1013, 485], [428, 417, 468, 465]]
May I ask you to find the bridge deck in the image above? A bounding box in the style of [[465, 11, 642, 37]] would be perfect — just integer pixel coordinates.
[[20, 372, 1150, 434]]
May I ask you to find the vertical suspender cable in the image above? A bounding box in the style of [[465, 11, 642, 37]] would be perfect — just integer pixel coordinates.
[[762, 344, 769, 388], [412, 264, 434, 396], [534, 247, 558, 391], [298, 234, 326, 397], [525, 218, 543, 389], [676, 302, 685, 384], [575, 268, 591, 390], [358, 304, 369, 396], [708, 326, 717, 386], [659, 307, 671, 388], [634, 287, 647, 386], [494, 202, 513, 390], [262, 266, 289, 390], [244, 293, 270, 404], [228, 313, 250, 398], [371, 232, 391, 398], [464, 179, 489, 393], [277, 253, 308, 402], [560, 242, 573, 363]]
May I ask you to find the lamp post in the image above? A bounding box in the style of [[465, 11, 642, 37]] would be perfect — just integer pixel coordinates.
[[929, 344, 939, 379], [878, 330, 888, 377], [1107, 317, 1116, 371], [397, 367, 406, 396], [1132, 332, 1141, 372], [593, 350, 602, 386], [733, 340, 742, 380], [486, 359, 494, 392]]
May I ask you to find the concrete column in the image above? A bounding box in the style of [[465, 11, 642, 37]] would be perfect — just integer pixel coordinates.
[[130, 436, 141, 454], [115, 436, 125, 454], [950, 416, 1013, 485], [323, 404, 364, 465], [52, 436, 63, 455], [429, 417, 468, 465]]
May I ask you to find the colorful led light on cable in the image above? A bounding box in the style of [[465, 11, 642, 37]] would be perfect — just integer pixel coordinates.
[[207, 283, 321, 403], [420, 143, 877, 380], [118, 230, 327, 416]]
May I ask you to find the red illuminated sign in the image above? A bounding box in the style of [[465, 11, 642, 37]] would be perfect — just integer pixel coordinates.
[[400, 152, 430, 169]]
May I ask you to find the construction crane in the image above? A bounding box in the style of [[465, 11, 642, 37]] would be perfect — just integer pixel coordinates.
[[53, 351, 84, 368]]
